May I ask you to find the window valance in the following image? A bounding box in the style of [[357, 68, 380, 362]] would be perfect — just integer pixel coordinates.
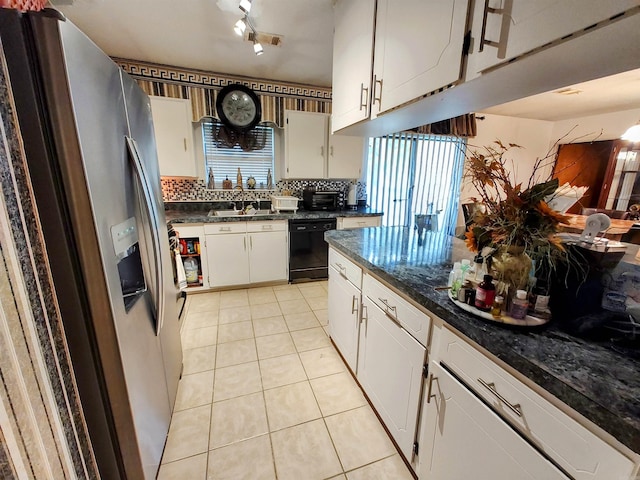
[[115, 59, 331, 128]]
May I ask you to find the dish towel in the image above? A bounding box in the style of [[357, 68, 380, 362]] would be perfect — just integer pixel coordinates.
[[175, 250, 187, 291]]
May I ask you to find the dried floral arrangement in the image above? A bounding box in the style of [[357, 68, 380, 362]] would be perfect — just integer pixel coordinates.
[[463, 140, 574, 283]]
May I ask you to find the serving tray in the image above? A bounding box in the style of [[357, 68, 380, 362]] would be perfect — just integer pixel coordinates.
[[448, 290, 550, 328]]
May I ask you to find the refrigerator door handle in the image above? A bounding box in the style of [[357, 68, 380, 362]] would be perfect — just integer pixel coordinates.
[[126, 136, 164, 335]]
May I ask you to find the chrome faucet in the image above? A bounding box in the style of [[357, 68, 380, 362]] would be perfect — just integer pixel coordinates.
[[234, 184, 245, 211]]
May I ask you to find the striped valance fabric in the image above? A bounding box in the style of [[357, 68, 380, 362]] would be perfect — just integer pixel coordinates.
[[115, 59, 332, 128]]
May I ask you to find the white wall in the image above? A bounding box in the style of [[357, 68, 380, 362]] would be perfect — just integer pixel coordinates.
[[549, 108, 640, 145], [457, 114, 554, 231]]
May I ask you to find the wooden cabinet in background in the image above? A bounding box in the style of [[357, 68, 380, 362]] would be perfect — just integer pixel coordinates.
[[552, 140, 614, 214], [551, 140, 640, 215]]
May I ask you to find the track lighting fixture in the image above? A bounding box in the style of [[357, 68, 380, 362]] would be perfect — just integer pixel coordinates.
[[232, 0, 278, 56], [233, 18, 246, 36]]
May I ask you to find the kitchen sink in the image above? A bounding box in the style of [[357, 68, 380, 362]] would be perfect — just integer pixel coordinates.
[[208, 209, 275, 217]]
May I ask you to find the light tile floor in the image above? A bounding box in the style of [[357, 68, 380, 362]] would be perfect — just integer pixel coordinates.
[[158, 281, 415, 480]]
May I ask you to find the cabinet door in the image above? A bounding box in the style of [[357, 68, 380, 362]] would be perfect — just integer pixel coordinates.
[[420, 362, 570, 480], [372, 0, 469, 117], [206, 234, 250, 287], [149, 97, 195, 177], [328, 267, 361, 371], [466, 0, 638, 79], [331, 0, 376, 132], [358, 297, 426, 460], [284, 111, 327, 179], [248, 231, 288, 283], [328, 129, 365, 179]]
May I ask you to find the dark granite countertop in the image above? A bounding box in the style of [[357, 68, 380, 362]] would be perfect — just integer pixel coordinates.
[[164, 206, 383, 224], [325, 226, 640, 455]]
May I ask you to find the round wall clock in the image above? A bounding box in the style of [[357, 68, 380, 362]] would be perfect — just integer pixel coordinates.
[[216, 84, 262, 131]]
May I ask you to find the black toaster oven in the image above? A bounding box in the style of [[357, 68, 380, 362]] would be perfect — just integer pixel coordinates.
[[302, 190, 341, 211]]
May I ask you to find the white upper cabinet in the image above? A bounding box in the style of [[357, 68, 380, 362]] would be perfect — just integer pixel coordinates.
[[465, 0, 639, 80], [149, 96, 196, 177], [331, 0, 376, 132], [328, 125, 365, 179], [284, 110, 327, 179], [372, 0, 470, 117], [331, 0, 470, 132], [285, 111, 364, 179]]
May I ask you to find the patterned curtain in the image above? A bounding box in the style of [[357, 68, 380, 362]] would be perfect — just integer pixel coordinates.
[[116, 59, 331, 128], [413, 113, 477, 137]]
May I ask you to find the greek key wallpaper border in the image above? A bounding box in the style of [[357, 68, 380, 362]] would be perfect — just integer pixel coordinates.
[[115, 58, 332, 126]]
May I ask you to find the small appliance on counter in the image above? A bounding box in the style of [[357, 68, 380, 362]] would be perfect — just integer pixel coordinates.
[[302, 189, 341, 211]]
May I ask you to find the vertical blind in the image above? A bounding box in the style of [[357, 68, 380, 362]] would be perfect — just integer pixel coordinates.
[[365, 134, 466, 235], [202, 121, 275, 187]]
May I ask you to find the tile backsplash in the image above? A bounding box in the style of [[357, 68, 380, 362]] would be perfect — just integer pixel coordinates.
[[161, 177, 366, 203]]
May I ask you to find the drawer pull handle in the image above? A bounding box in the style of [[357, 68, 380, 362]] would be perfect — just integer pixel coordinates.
[[220, 227, 231, 232], [335, 262, 348, 279], [351, 295, 358, 315], [378, 297, 401, 326], [426, 373, 437, 404], [477, 378, 522, 417], [262, 225, 273, 230]]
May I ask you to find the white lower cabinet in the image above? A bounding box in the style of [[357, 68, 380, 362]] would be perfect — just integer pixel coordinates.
[[420, 361, 570, 480], [358, 295, 426, 461], [328, 263, 361, 372], [247, 230, 288, 284], [419, 326, 637, 480], [205, 221, 287, 288], [206, 233, 250, 288]]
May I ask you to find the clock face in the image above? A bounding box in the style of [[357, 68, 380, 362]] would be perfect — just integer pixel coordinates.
[[222, 91, 257, 127], [216, 84, 262, 131]]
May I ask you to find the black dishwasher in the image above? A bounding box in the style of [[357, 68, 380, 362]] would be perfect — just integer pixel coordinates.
[[289, 218, 336, 282]]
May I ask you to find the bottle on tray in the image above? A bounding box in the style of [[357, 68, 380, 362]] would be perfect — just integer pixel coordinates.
[[475, 274, 496, 311]]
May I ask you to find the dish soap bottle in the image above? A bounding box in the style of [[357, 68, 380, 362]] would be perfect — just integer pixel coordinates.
[[237, 167, 242, 187]]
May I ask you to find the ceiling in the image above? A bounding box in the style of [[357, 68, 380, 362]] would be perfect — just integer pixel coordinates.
[[49, 0, 335, 87], [48, 0, 639, 120]]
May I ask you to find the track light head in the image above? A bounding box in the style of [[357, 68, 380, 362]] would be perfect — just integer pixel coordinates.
[[253, 41, 264, 56], [239, 0, 252, 14], [233, 18, 246, 36]]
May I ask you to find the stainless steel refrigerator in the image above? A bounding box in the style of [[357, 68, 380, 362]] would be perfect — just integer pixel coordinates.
[[0, 8, 182, 479]]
